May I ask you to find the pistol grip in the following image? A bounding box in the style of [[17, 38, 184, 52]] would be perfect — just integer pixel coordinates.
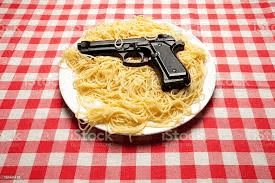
[[150, 42, 190, 91]]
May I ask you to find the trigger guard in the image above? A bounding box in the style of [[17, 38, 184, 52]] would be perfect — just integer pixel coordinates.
[[122, 52, 148, 67], [123, 60, 148, 67]]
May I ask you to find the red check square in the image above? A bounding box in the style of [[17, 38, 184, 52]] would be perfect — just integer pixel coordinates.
[[30, 166, 47, 179], [181, 165, 196, 179], [210, 165, 226, 178], [151, 166, 166, 179], [239, 165, 257, 179], [90, 166, 106, 180], [120, 166, 136, 180], [60, 166, 76, 179]]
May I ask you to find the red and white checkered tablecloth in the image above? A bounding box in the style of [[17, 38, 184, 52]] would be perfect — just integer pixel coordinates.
[[0, 0, 274, 182]]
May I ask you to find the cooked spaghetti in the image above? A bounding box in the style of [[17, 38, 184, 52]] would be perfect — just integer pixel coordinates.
[[62, 16, 207, 134]]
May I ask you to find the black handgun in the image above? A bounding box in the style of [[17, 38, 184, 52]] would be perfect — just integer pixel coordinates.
[[77, 34, 190, 91]]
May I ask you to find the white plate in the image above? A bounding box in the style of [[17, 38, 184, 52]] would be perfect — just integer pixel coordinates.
[[59, 21, 216, 135]]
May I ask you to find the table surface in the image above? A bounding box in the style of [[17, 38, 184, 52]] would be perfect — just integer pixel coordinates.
[[0, 0, 274, 182]]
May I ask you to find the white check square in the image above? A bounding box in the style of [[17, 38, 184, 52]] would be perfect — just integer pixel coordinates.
[[161, 0, 171, 4], [47, 19, 59, 26], [33, 9, 44, 15], [251, 8, 263, 14], [1, 73, 14, 81], [181, 19, 191, 27], [197, 179, 212, 183], [265, 43, 275, 51], [166, 180, 182, 183], [86, 19, 96, 26], [214, 107, 228, 118], [194, 152, 209, 165], [218, 19, 228, 25], [41, 90, 55, 99], [52, 9, 62, 15], [54, 129, 70, 140], [136, 181, 151, 183], [56, 0, 66, 4], [161, 8, 171, 14], [234, 88, 248, 98], [239, 108, 254, 118], [244, 129, 260, 140], [9, 19, 21, 26], [258, 89, 273, 99], [227, 57, 239, 65], [265, 108, 275, 118], [144, 9, 153, 14], [27, 19, 40, 26], [248, 57, 262, 65], [9, 109, 24, 119], [204, 42, 214, 50], [199, 8, 208, 14], [2, 30, 14, 38], [24, 73, 38, 82], [15, 43, 29, 51], [236, 19, 248, 26], [16, 8, 26, 15], [42, 31, 54, 38], [218, 128, 233, 140], [0, 154, 7, 166], [77, 153, 93, 166], [57, 44, 69, 51], [108, 0, 118, 4], [252, 73, 267, 81], [0, 130, 16, 141], [222, 152, 239, 165], [230, 72, 244, 81], [34, 108, 50, 118], [251, 152, 268, 165], [241, 31, 252, 38], [224, 43, 236, 50], [191, 128, 206, 140], [216, 8, 226, 14], [233, 8, 244, 14], [53, 57, 62, 65], [125, 9, 135, 15], [48, 153, 65, 166], [227, 179, 243, 183], [30, 58, 44, 66], [106, 8, 116, 14], [37, 44, 49, 51], [106, 153, 122, 166], [244, 43, 256, 50], [19, 153, 36, 166], [165, 153, 180, 165], [22, 31, 34, 38], [9, 57, 22, 65], [196, 0, 206, 4], [200, 19, 210, 26], [27, 129, 43, 141], [136, 153, 151, 166], [0, 90, 7, 99], [213, 88, 224, 98]]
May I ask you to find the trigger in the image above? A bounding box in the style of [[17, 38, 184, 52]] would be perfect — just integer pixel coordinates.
[[139, 52, 144, 62], [138, 52, 149, 63], [119, 52, 127, 60]]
